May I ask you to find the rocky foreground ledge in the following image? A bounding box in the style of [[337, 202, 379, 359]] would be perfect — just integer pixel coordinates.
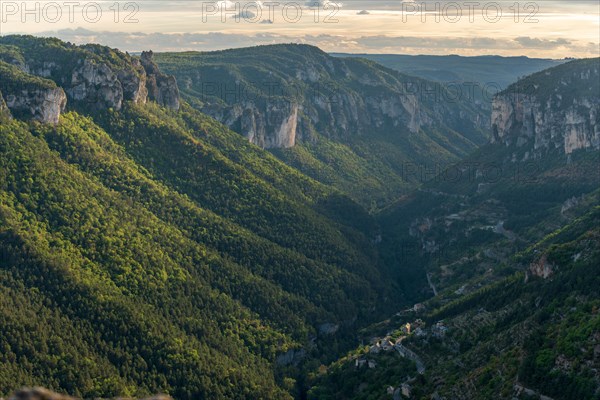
[[1, 388, 172, 400]]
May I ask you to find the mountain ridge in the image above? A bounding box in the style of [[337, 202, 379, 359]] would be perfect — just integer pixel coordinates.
[[310, 57, 600, 400], [155, 44, 489, 207], [331, 52, 565, 90], [492, 58, 600, 155]]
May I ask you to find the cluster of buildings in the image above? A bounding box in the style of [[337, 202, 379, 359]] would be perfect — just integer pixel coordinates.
[[387, 383, 412, 399], [351, 313, 451, 398], [402, 318, 449, 340], [354, 357, 378, 369], [369, 336, 397, 354], [431, 321, 449, 339], [354, 336, 399, 371]]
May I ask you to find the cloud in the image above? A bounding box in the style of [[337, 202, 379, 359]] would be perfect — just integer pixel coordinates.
[[355, 35, 505, 51], [39, 29, 289, 52], [260, 19, 274, 24], [357, 10, 370, 15], [35, 29, 598, 58], [305, 0, 343, 9], [514, 37, 571, 49], [216, 0, 236, 9], [231, 10, 257, 20]]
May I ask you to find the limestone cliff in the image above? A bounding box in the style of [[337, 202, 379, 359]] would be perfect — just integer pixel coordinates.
[[0, 90, 10, 118], [4, 86, 66, 124], [155, 44, 487, 150], [68, 58, 124, 110], [203, 100, 298, 148], [208, 83, 475, 149], [491, 58, 600, 156], [0, 61, 66, 124], [0, 37, 181, 116], [118, 59, 149, 104], [64, 51, 179, 111], [197, 72, 480, 150], [141, 51, 180, 111]]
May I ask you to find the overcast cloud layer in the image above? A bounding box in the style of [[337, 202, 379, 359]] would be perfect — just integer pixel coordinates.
[[1, 0, 598, 57]]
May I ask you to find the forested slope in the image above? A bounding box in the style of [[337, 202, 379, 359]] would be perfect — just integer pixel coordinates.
[[0, 36, 407, 399], [309, 58, 600, 400], [155, 45, 489, 208]]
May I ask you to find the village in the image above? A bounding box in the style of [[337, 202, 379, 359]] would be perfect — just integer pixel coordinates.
[[350, 303, 450, 399]]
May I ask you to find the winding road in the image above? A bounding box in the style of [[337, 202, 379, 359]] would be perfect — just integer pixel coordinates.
[[395, 342, 426, 374]]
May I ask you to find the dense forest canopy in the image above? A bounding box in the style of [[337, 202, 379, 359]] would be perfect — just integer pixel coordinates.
[[0, 35, 598, 399]]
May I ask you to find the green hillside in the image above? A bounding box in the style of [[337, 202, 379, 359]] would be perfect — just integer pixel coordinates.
[[331, 53, 567, 120], [310, 205, 600, 399], [155, 45, 489, 208], [309, 58, 600, 400], [332, 53, 564, 90], [0, 36, 409, 399], [0, 36, 597, 400]]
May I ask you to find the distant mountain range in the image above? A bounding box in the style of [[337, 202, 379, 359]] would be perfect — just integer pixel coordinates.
[[331, 53, 565, 89]]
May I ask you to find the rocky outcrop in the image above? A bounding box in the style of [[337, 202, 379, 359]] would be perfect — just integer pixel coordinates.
[[0, 90, 10, 118], [66, 53, 178, 111], [199, 85, 442, 149], [0, 37, 181, 117], [529, 254, 555, 279], [491, 59, 600, 156], [141, 51, 180, 111], [7, 388, 172, 400], [492, 94, 599, 155], [63, 53, 179, 111], [0, 60, 66, 123], [68, 59, 123, 110], [204, 100, 298, 148], [4, 86, 66, 124], [118, 60, 148, 104], [157, 46, 486, 149], [210, 92, 428, 149]]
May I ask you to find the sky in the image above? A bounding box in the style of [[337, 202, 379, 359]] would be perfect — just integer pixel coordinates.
[[0, 0, 599, 57]]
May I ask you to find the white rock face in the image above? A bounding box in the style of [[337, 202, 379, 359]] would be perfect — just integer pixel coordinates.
[[399, 94, 432, 133], [63, 52, 180, 111], [5, 87, 67, 124], [25, 53, 178, 113], [68, 59, 123, 110], [204, 100, 299, 149], [491, 63, 600, 155], [0, 42, 182, 126], [564, 108, 595, 154], [141, 51, 181, 111], [270, 103, 298, 148], [0, 91, 9, 117], [529, 255, 555, 279], [492, 94, 599, 154], [203, 89, 435, 149], [180, 53, 487, 149], [118, 65, 148, 104]]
